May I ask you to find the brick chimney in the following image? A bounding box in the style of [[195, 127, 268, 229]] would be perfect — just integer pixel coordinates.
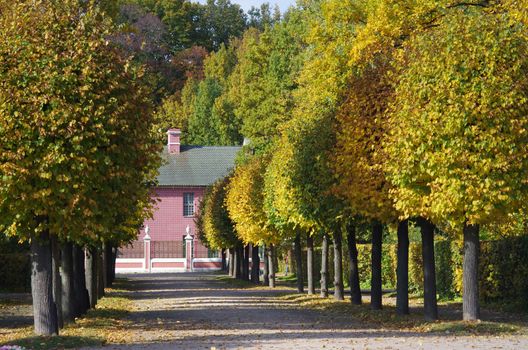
[[167, 128, 181, 154]]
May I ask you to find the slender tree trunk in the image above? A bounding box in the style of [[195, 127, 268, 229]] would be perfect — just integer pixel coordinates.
[[251, 245, 260, 284], [235, 246, 243, 279], [228, 248, 235, 277], [294, 233, 304, 293], [306, 233, 315, 295], [463, 223, 480, 321], [221, 249, 227, 271], [371, 222, 383, 310], [30, 229, 59, 336], [333, 230, 344, 300], [268, 244, 276, 288], [104, 242, 113, 288], [320, 233, 329, 298], [396, 220, 409, 315], [60, 241, 75, 324], [421, 219, 438, 321], [97, 247, 105, 299], [243, 245, 250, 281], [347, 224, 361, 305], [263, 245, 270, 286], [110, 246, 117, 285], [85, 247, 97, 309], [51, 236, 63, 329], [72, 244, 89, 316], [102, 242, 108, 288]]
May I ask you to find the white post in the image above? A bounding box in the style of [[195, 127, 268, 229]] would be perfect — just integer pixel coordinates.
[[184, 225, 194, 272], [144, 226, 151, 273]]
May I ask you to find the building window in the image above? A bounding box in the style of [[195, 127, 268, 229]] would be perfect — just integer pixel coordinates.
[[183, 192, 194, 217], [208, 249, 219, 258]]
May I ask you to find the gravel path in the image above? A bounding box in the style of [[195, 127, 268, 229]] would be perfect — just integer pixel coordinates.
[[86, 272, 528, 350]]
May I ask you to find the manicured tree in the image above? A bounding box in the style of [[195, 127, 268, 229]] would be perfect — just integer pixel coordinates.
[[396, 220, 409, 314], [197, 176, 242, 278], [386, 7, 528, 321], [226, 156, 282, 287], [264, 0, 358, 301], [346, 222, 362, 305], [306, 233, 315, 295], [0, 0, 161, 334]]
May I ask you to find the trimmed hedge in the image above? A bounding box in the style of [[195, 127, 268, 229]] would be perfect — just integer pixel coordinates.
[[339, 236, 528, 305]]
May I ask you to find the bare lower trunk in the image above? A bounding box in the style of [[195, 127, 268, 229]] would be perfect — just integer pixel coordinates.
[[97, 247, 104, 299], [30, 229, 59, 336], [102, 242, 109, 288], [320, 233, 329, 298], [306, 233, 315, 295], [51, 236, 63, 329], [72, 244, 89, 316], [263, 245, 270, 286], [294, 233, 304, 293], [251, 245, 260, 284], [85, 247, 97, 309], [421, 219, 438, 321], [396, 220, 409, 315], [228, 248, 235, 277], [60, 241, 75, 324], [463, 223, 480, 321], [268, 244, 276, 288], [221, 249, 227, 271], [235, 246, 243, 279], [243, 245, 250, 281], [333, 230, 344, 301], [347, 224, 361, 305], [371, 222, 383, 310]]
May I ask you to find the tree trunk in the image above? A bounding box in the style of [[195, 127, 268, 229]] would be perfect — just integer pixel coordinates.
[[221, 249, 227, 271], [421, 219, 438, 321], [371, 222, 383, 310], [104, 242, 113, 288], [235, 246, 243, 279], [110, 246, 117, 285], [51, 236, 63, 329], [346, 224, 361, 305], [263, 245, 270, 286], [251, 245, 260, 284], [60, 241, 75, 324], [243, 244, 250, 281], [72, 244, 89, 316], [102, 242, 108, 288], [306, 233, 315, 295], [463, 223, 480, 321], [97, 247, 105, 299], [333, 230, 344, 300], [30, 230, 59, 336], [396, 220, 409, 315], [268, 244, 276, 288], [294, 233, 304, 293], [320, 232, 329, 298], [85, 247, 97, 309], [228, 248, 235, 277]]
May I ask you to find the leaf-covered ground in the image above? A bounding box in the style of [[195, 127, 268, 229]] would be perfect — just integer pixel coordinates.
[[2, 273, 528, 349]]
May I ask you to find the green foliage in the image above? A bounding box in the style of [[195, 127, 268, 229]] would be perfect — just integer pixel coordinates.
[[234, 10, 307, 154], [198, 176, 239, 249], [385, 6, 528, 230], [0, 0, 161, 245]]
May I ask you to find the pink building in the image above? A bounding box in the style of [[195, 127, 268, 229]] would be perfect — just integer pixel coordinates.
[[116, 129, 241, 273]]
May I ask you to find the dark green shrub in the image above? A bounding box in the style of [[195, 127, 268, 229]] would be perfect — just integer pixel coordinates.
[[0, 253, 31, 292]]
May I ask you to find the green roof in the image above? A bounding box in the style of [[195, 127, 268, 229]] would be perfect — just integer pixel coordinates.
[[157, 145, 241, 187]]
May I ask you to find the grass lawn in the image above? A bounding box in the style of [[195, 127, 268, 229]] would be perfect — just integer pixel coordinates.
[[0, 279, 133, 350]]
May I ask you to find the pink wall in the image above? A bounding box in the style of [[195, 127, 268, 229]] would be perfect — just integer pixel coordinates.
[[139, 187, 205, 242]]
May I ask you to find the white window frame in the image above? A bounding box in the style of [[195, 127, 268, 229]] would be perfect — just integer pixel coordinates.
[[183, 192, 194, 217]]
